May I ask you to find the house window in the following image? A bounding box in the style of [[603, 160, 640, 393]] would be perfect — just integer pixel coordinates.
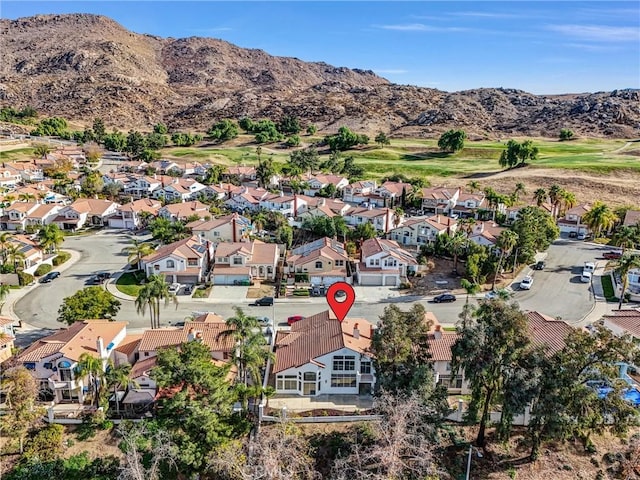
[[213, 231, 220, 236], [166, 259, 175, 268], [233, 257, 243, 265], [333, 355, 355, 371], [360, 361, 372, 374], [315, 261, 322, 269], [438, 375, 463, 390], [59, 368, 73, 382], [43, 362, 53, 370], [276, 375, 298, 390], [154, 265, 160, 271], [331, 374, 357, 388], [267, 266, 273, 275], [445, 362, 452, 372], [144, 352, 150, 357], [188, 259, 198, 266], [335, 260, 344, 266]]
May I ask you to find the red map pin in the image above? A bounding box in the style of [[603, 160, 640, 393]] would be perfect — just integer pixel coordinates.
[[326, 282, 355, 322]]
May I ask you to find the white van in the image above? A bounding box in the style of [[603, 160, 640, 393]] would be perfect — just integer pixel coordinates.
[[580, 271, 592, 283], [584, 262, 596, 273]]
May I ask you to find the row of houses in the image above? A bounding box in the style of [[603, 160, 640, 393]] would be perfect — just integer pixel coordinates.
[[11, 307, 640, 410]]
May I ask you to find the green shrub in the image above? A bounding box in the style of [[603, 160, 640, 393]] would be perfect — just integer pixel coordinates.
[[293, 289, 310, 296], [24, 424, 64, 461], [18, 271, 34, 286], [34, 264, 53, 277], [294, 273, 309, 283], [52, 251, 71, 266]]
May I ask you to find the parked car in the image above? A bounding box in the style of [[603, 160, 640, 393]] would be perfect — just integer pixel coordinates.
[[520, 276, 534, 290], [603, 251, 622, 260], [569, 232, 578, 238], [256, 316, 272, 327], [580, 271, 593, 283], [252, 296, 274, 307], [86, 275, 103, 285], [583, 262, 596, 273], [96, 272, 111, 280], [182, 284, 194, 295], [534, 260, 545, 270], [433, 293, 456, 303], [168, 283, 181, 294], [287, 315, 304, 326], [39, 271, 60, 283], [577, 232, 587, 240]]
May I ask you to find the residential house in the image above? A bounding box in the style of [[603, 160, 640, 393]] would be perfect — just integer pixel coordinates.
[[140, 235, 213, 284], [301, 174, 349, 197], [602, 308, 640, 339], [1, 202, 40, 231], [506, 203, 553, 223], [287, 237, 352, 286], [187, 213, 253, 243], [375, 181, 413, 207], [102, 172, 134, 188], [149, 160, 180, 175], [272, 310, 376, 396], [6, 161, 44, 182], [155, 178, 206, 202], [16, 321, 127, 404], [259, 193, 297, 217], [342, 180, 378, 204], [557, 203, 592, 236], [212, 240, 279, 285], [357, 238, 418, 286], [468, 221, 505, 247], [0, 316, 16, 364], [9, 234, 45, 273], [109, 198, 162, 230], [54, 146, 86, 164], [224, 187, 269, 212], [54, 199, 119, 230], [0, 165, 23, 187], [124, 176, 163, 198], [296, 196, 348, 218], [388, 215, 457, 247], [344, 206, 397, 233], [623, 210, 640, 227], [451, 192, 487, 218], [158, 201, 210, 222], [420, 186, 460, 214], [223, 166, 257, 183]]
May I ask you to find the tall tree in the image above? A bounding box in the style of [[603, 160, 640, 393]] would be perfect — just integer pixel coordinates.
[[491, 230, 519, 290], [256, 158, 275, 188], [135, 274, 176, 329], [75, 353, 106, 408], [533, 188, 547, 207], [106, 362, 136, 416], [611, 225, 640, 254], [57, 287, 121, 324], [512, 206, 559, 263], [452, 300, 531, 448], [547, 184, 563, 218], [207, 119, 239, 142], [37, 223, 64, 254], [615, 254, 640, 310], [92, 117, 106, 142], [447, 232, 468, 275], [437, 129, 466, 153], [374, 131, 391, 147], [582, 201, 617, 237], [126, 237, 155, 269]]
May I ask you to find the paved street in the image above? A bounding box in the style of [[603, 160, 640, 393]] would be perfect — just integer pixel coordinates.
[[14, 232, 613, 337]]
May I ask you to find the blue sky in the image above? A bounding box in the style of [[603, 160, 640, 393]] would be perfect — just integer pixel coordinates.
[[2, 1, 639, 94]]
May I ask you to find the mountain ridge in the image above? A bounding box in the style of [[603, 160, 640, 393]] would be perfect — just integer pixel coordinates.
[[1, 13, 638, 138]]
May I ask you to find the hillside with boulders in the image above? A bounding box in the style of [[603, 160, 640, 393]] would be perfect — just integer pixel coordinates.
[[1, 13, 638, 137]]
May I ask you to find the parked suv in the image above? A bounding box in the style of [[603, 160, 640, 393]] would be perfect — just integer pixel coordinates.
[[39, 271, 60, 283], [534, 260, 545, 270], [252, 296, 274, 307], [603, 251, 622, 260]]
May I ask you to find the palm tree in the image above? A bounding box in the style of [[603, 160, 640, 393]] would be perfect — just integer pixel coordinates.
[[512, 183, 526, 203], [252, 210, 268, 233], [615, 254, 640, 310], [18, 193, 35, 202], [467, 180, 480, 193], [532, 188, 547, 207], [126, 237, 155, 270], [447, 233, 468, 275], [460, 278, 480, 305], [37, 224, 64, 254], [5, 244, 25, 272], [492, 230, 519, 290], [105, 362, 137, 416], [135, 274, 177, 329], [0, 283, 10, 314], [75, 353, 105, 407], [392, 207, 404, 229], [611, 225, 640, 254], [135, 284, 155, 330], [0, 232, 10, 264], [458, 217, 476, 237], [582, 201, 617, 238], [559, 190, 577, 218]]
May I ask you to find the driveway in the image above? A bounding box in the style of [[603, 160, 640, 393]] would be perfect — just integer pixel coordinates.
[[209, 285, 250, 302]]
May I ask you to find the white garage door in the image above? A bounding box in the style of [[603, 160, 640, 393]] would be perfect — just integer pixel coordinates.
[[310, 276, 346, 286], [384, 276, 398, 286], [213, 274, 249, 285], [358, 275, 382, 286]]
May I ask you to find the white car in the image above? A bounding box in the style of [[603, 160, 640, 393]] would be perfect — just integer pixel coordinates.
[[520, 276, 533, 290], [580, 271, 592, 283], [168, 283, 181, 294]]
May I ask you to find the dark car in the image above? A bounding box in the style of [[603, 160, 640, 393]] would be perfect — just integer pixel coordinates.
[[603, 251, 622, 260], [433, 293, 456, 303], [182, 284, 194, 295], [40, 271, 61, 283], [96, 272, 111, 280], [86, 275, 102, 285], [252, 296, 274, 307], [287, 315, 304, 326], [534, 260, 545, 270]]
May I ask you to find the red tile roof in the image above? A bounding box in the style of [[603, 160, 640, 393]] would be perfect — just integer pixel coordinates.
[[525, 311, 573, 354], [602, 308, 640, 338]]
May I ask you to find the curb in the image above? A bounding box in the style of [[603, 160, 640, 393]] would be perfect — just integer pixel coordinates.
[[5, 248, 83, 326], [105, 272, 137, 302]]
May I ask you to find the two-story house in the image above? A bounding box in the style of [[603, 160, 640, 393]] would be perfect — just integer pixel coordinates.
[[212, 240, 279, 285], [155, 178, 207, 202], [224, 187, 270, 212], [187, 213, 253, 243], [468, 221, 506, 247], [223, 166, 257, 184], [272, 311, 376, 396], [124, 176, 163, 198], [54, 199, 120, 230], [286, 237, 352, 286], [557, 203, 592, 236], [158, 201, 210, 222], [344, 206, 397, 233], [300, 174, 349, 197], [1, 202, 40, 231], [6, 161, 44, 182], [9, 234, 45, 272], [258, 193, 298, 217], [16, 321, 127, 404], [109, 198, 162, 230], [357, 238, 418, 286], [450, 192, 487, 218], [388, 215, 457, 247], [0, 316, 16, 364], [0, 165, 22, 187], [375, 181, 412, 207], [140, 235, 213, 284], [342, 180, 378, 204], [149, 160, 181, 175], [420, 186, 460, 214]]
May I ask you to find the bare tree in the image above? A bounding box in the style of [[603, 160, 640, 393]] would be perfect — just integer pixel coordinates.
[[331, 392, 447, 480], [118, 424, 177, 480], [209, 422, 320, 480]]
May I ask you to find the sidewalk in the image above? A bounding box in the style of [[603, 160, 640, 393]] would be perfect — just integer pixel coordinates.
[[4, 248, 82, 329]]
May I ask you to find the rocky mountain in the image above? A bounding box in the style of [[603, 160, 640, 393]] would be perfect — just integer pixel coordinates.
[[1, 13, 638, 138]]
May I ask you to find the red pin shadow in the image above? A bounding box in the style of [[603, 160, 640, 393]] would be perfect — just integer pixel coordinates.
[[326, 282, 355, 322]]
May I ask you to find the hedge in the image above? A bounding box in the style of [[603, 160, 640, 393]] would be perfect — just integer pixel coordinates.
[[293, 289, 310, 297], [18, 271, 34, 286], [34, 263, 53, 277], [52, 251, 71, 266]]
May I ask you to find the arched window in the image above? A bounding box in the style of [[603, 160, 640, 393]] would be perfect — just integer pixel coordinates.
[[166, 259, 175, 268]]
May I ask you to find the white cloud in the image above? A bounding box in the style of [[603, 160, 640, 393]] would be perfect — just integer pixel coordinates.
[[547, 24, 640, 42], [376, 23, 469, 32]]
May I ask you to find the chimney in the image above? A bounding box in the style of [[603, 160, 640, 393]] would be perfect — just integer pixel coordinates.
[[280, 190, 284, 197], [293, 194, 298, 216], [353, 323, 360, 339], [320, 198, 326, 207], [187, 328, 195, 342], [433, 324, 442, 339], [437, 214, 441, 223], [96, 336, 106, 358]]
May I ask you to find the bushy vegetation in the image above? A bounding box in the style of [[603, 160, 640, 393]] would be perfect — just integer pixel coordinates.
[[30, 117, 69, 137], [0, 106, 38, 124], [52, 251, 71, 266], [33, 264, 52, 277]]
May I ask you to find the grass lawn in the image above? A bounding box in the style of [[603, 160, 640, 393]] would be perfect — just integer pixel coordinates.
[[601, 274, 618, 302], [115, 271, 145, 297]]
